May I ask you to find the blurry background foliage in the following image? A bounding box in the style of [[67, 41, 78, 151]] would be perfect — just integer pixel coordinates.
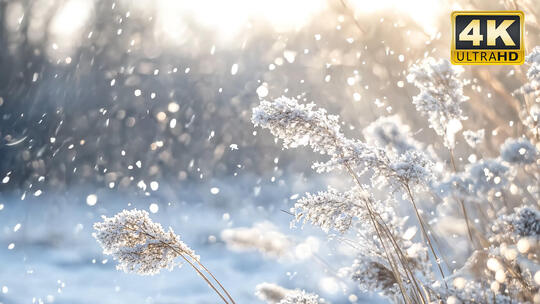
[[0, 0, 538, 193]]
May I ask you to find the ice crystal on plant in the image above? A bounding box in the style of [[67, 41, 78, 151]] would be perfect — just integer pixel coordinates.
[[407, 58, 468, 149], [492, 206, 540, 241], [343, 235, 431, 300], [255, 283, 326, 304], [277, 290, 323, 304], [348, 259, 399, 297], [252, 96, 381, 176], [387, 150, 433, 188], [462, 129, 485, 148], [294, 186, 365, 233], [310, 140, 384, 175], [500, 138, 538, 165], [252, 96, 345, 156], [510, 207, 540, 238], [93, 209, 198, 275]]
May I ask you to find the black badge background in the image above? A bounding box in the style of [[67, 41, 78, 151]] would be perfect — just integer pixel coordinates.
[[455, 15, 520, 50]]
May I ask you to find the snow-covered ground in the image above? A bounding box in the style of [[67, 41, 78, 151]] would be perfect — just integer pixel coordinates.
[[0, 175, 383, 304]]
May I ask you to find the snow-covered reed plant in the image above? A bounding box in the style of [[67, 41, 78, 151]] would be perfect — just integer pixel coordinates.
[[408, 58, 479, 247], [407, 58, 468, 152], [252, 52, 540, 303], [93, 209, 236, 304], [252, 96, 441, 303]]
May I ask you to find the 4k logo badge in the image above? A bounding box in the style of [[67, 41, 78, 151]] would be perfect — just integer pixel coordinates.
[[451, 11, 524, 65]]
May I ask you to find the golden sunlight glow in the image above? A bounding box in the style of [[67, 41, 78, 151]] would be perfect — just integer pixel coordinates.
[[40, 0, 448, 56], [48, 0, 94, 57], [349, 0, 451, 35], [50, 0, 93, 39], [152, 0, 327, 42]]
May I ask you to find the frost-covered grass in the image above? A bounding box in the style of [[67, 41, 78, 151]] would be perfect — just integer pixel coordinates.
[[249, 53, 540, 303]]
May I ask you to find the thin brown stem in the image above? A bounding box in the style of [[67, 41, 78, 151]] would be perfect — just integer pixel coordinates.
[[449, 148, 458, 172], [373, 212, 428, 304], [456, 195, 475, 246], [385, 246, 414, 304]]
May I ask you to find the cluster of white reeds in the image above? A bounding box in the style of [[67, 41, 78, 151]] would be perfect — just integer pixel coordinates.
[[253, 96, 441, 303], [251, 55, 540, 303]]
